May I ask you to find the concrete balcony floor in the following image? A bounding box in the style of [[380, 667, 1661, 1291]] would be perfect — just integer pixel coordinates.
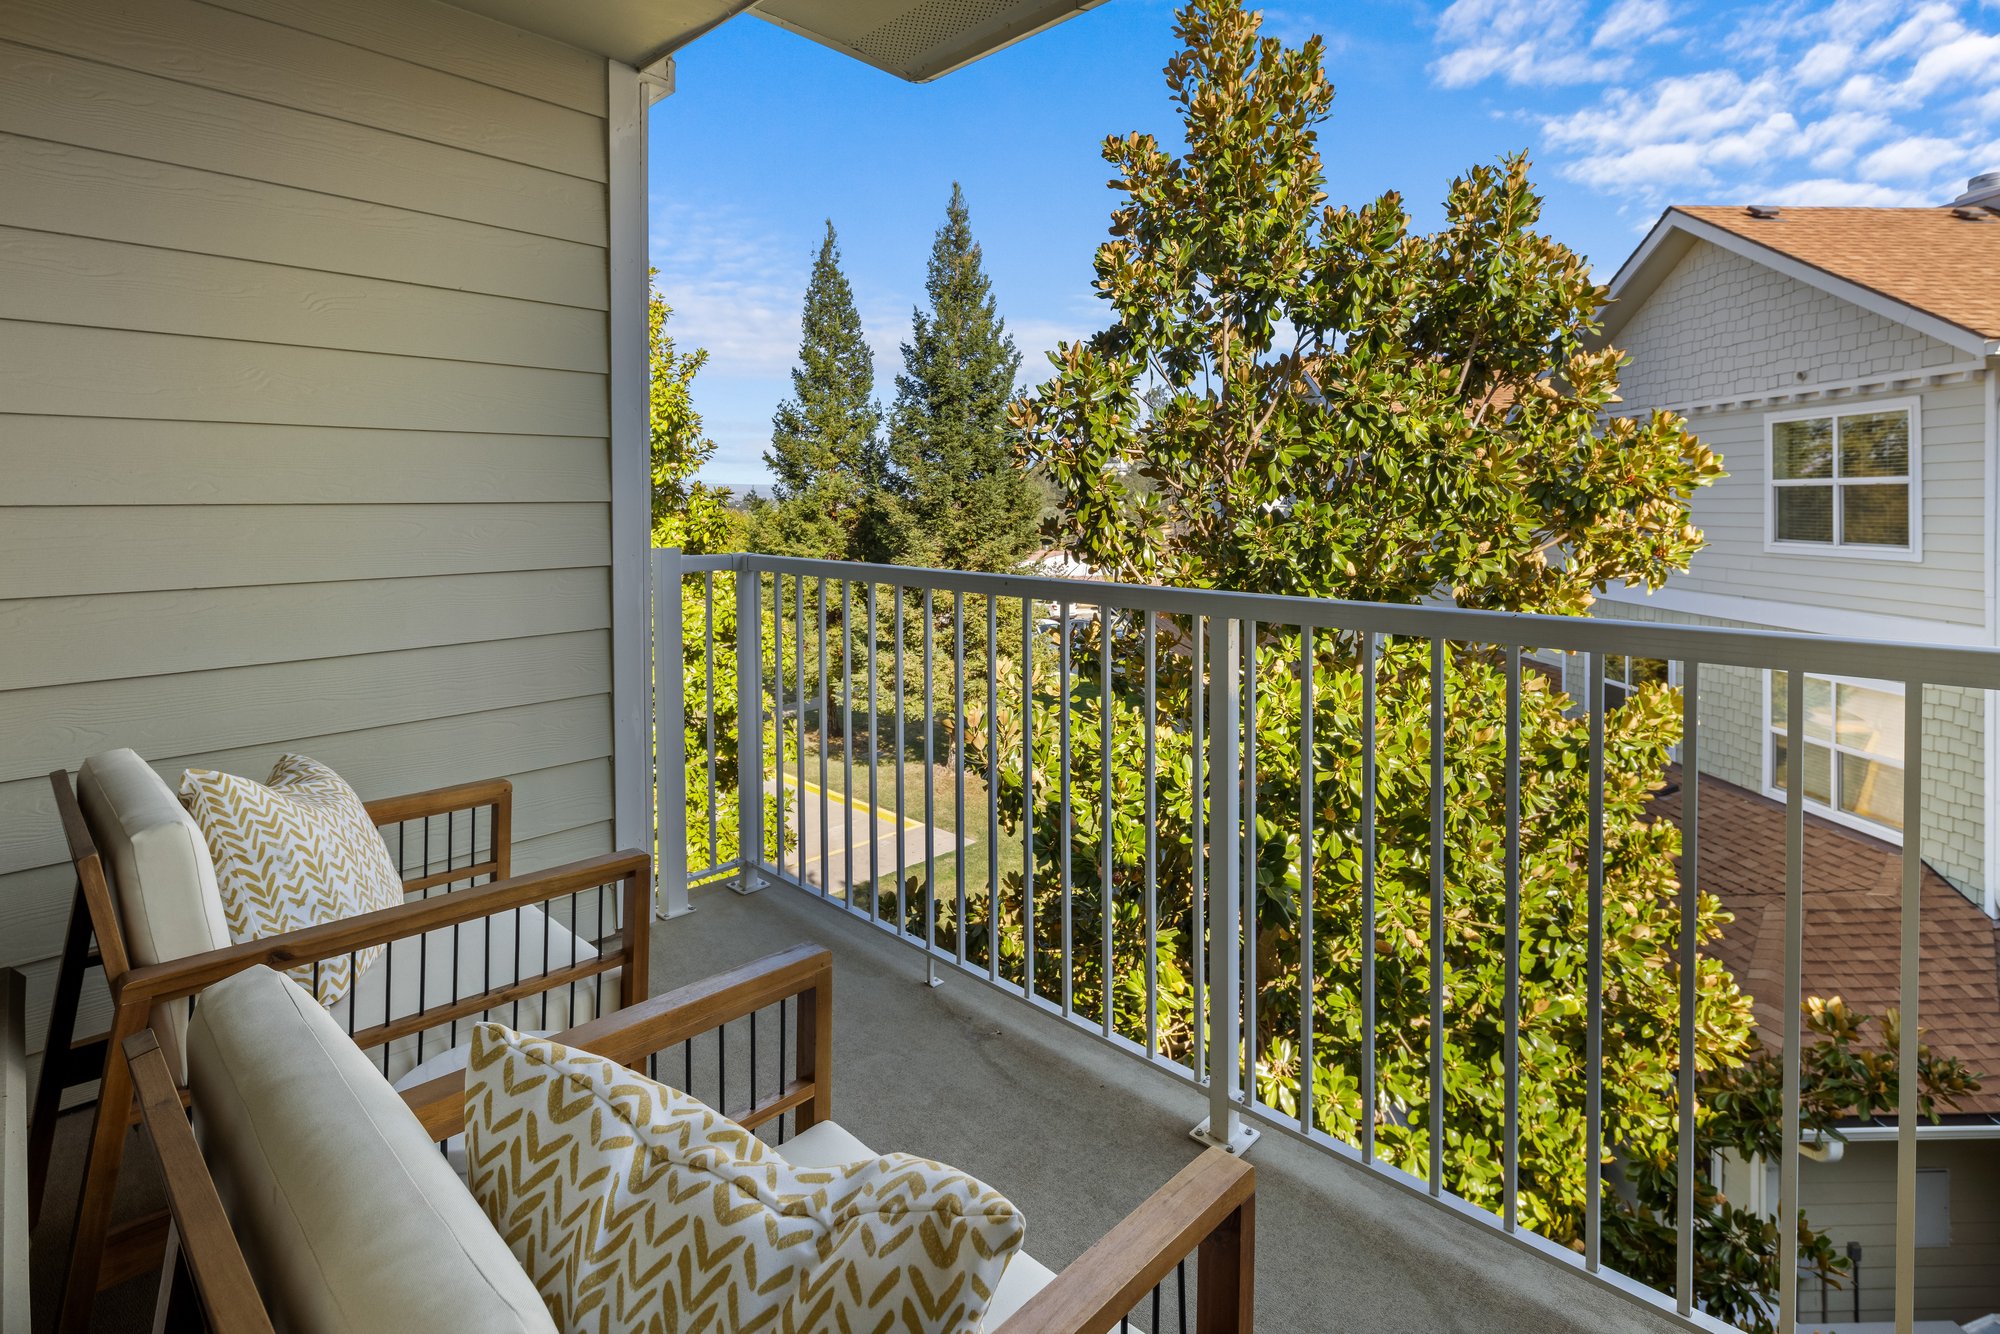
[[32, 879, 1695, 1333]]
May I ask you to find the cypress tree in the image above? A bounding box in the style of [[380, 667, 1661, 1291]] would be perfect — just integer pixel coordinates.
[[761, 221, 884, 559], [886, 184, 1040, 571]]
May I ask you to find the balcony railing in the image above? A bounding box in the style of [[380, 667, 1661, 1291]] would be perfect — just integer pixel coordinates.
[[650, 547, 2000, 1334]]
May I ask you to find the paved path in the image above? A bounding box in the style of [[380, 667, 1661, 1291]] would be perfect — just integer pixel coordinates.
[[769, 774, 971, 902]]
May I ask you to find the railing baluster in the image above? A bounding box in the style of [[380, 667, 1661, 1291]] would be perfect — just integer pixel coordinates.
[[987, 595, 1001, 983], [704, 572, 718, 872], [735, 564, 762, 892], [1778, 666, 1805, 1326], [1896, 680, 1922, 1334], [1021, 595, 1036, 1003], [1144, 613, 1159, 1061], [1298, 625, 1314, 1137], [955, 592, 968, 969], [868, 582, 881, 922], [1204, 615, 1243, 1150], [1192, 616, 1205, 1084], [895, 589, 908, 936], [1504, 644, 1521, 1230], [1362, 630, 1378, 1165], [1586, 648, 1605, 1268], [818, 579, 829, 898], [923, 587, 938, 978], [1059, 599, 1073, 1017], [1429, 635, 1445, 1196], [1242, 621, 1257, 1107], [843, 580, 856, 913], [795, 574, 807, 893], [1676, 660, 1699, 1311], [773, 572, 786, 876], [1101, 603, 1115, 1039], [657, 547, 688, 917]]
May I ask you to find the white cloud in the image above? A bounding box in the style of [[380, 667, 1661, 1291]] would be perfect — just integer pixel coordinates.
[[1436, 0, 2000, 213], [1432, 0, 1628, 87], [1857, 132, 1968, 178], [650, 201, 814, 381], [1593, 0, 1676, 48]]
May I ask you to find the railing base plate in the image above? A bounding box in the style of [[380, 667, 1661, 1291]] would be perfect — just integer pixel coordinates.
[[732, 872, 765, 896], [1189, 1116, 1260, 1156]]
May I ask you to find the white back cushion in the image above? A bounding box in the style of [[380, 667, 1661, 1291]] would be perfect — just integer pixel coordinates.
[[75, 749, 231, 967], [188, 966, 556, 1334]]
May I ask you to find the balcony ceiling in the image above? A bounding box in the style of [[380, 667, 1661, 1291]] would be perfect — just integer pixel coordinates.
[[439, 0, 1103, 81]]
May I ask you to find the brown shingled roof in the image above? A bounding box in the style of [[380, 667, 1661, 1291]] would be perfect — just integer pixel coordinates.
[[1648, 768, 2000, 1118], [1675, 205, 2000, 343]]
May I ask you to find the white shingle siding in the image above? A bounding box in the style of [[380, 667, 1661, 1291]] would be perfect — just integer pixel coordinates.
[[1613, 238, 1966, 408], [1590, 599, 1987, 906]]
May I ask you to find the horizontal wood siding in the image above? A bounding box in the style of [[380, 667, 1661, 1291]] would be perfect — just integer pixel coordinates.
[[1672, 378, 1988, 625], [0, 0, 616, 1052], [1800, 1141, 2000, 1324]]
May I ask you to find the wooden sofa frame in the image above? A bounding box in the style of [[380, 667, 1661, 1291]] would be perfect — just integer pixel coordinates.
[[130, 943, 1256, 1334], [31, 769, 652, 1334]]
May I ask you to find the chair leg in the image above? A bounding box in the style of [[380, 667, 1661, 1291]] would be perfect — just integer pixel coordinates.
[[27, 883, 93, 1226], [57, 1003, 146, 1334]]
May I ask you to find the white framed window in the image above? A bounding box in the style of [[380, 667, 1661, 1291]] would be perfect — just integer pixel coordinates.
[[1603, 654, 1670, 709], [1764, 399, 1920, 560], [1765, 671, 1906, 837]]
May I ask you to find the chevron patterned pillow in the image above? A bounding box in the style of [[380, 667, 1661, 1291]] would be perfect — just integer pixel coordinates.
[[179, 754, 404, 1007], [464, 1023, 1027, 1334]]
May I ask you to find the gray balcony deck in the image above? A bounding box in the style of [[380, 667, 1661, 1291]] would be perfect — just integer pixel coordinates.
[[33, 879, 1696, 1333]]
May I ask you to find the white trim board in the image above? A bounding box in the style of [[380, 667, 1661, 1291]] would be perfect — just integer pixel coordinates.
[[606, 60, 651, 870], [1653, 363, 1985, 418], [1594, 585, 1991, 645]]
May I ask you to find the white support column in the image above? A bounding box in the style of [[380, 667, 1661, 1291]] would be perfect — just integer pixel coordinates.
[[606, 61, 652, 885], [1193, 616, 1257, 1155]]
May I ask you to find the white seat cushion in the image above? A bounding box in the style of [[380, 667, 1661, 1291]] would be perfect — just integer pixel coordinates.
[[76, 749, 233, 1073], [776, 1119, 1058, 1331], [327, 904, 609, 1083], [188, 966, 557, 1334]]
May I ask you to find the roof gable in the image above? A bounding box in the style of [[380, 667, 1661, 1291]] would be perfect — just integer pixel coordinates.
[[1602, 206, 2000, 358]]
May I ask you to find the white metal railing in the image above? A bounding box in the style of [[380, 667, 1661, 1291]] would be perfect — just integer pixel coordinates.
[[650, 547, 2000, 1334]]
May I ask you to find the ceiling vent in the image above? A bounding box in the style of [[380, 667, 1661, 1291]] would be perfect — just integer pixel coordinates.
[[1746, 205, 1783, 219]]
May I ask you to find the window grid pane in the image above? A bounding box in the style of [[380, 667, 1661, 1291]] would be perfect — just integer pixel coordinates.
[[1770, 408, 1912, 550]]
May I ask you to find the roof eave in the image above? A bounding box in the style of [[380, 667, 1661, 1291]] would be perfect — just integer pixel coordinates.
[[1598, 208, 1998, 360]]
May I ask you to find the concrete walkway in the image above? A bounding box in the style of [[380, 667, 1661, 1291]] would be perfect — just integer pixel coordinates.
[[769, 771, 969, 902], [659, 881, 1699, 1334]]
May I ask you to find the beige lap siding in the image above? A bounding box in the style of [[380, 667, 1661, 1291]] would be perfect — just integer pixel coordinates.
[[0, 0, 618, 1053]]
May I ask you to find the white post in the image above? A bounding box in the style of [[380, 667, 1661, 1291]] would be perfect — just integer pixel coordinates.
[[655, 548, 691, 918], [1193, 616, 1257, 1154], [735, 564, 765, 894]]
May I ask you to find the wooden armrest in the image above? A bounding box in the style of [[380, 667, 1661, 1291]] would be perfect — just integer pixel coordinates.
[[363, 777, 511, 827], [401, 943, 832, 1141], [113, 850, 650, 1008], [995, 1148, 1255, 1334], [124, 1031, 274, 1334], [366, 777, 514, 886]]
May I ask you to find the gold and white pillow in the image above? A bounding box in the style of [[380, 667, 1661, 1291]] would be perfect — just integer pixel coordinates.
[[464, 1023, 1026, 1334], [179, 754, 404, 1006]]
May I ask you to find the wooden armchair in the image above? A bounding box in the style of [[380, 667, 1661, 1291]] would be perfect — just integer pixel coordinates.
[[33, 763, 650, 1334], [132, 944, 1255, 1333]]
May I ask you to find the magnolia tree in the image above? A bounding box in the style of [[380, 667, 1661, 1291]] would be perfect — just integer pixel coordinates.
[[969, 3, 1974, 1326]]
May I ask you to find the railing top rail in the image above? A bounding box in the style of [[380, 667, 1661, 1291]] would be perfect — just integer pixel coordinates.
[[653, 549, 2000, 688]]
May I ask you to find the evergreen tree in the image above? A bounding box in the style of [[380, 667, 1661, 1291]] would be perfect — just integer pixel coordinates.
[[885, 184, 1040, 571], [760, 221, 883, 559]]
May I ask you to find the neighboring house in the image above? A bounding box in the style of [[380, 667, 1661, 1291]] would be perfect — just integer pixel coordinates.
[[1591, 177, 2000, 917], [1601, 179, 2000, 1328]]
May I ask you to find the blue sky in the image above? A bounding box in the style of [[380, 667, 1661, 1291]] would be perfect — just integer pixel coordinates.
[[648, 0, 2000, 482]]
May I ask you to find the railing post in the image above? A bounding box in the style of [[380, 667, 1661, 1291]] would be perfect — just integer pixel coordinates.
[[1193, 616, 1257, 1154], [734, 559, 764, 895], [654, 547, 691, 918]]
